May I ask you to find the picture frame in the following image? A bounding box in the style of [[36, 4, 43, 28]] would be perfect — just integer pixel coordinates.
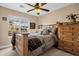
[[30, 22, 36, 29], [2, 17, 7, 21]]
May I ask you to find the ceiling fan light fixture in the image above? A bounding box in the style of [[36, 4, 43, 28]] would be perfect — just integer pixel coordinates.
[[26, 3, 49, 15], [37, 13, 40, 15], [35, 8, 40, 13]]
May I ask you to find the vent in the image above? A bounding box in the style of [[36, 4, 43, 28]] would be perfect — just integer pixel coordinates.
[[20, 5, 25, 8]]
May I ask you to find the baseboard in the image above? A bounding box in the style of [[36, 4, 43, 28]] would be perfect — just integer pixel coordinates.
[[0, 44, 11, 50]]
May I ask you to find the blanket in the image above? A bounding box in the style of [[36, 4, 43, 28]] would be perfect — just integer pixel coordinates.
[[28, 33, 57, 55]]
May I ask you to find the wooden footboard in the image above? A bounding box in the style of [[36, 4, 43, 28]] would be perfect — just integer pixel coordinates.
[[15, 33, 28, 56]]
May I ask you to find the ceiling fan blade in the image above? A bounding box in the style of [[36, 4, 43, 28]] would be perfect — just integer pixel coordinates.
[[41, 3, 47, 6], [27, 9, 34, 12], [25, 3, 34, 7], [40, 8, 49, 12]]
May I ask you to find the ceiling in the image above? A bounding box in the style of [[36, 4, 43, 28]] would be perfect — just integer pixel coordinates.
[[0, 3, 71, 16]]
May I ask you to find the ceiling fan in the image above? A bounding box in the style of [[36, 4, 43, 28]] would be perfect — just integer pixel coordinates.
[[25, 3, 50, 15]]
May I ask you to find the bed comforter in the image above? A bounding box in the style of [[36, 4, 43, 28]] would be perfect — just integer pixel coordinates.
[[28, 33, 57, 56]]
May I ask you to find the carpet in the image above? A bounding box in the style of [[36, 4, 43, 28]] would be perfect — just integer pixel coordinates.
[[0, 47, 73, 56]]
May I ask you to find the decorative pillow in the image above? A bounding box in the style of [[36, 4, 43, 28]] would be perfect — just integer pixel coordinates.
[[42, 29, 49, 35], [41, 25, 57, 35]]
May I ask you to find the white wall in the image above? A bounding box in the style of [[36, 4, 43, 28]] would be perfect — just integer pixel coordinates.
[[0, 6, 38, 46], [38, 4, 79, 25]]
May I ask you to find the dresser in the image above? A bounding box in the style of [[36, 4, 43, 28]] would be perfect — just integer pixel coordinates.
[[58, 22, 79, 55]]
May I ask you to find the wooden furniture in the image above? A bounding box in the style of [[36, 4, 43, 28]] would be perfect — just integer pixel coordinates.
[[58, 22, 79, 55], [15, 33, 28, 56]]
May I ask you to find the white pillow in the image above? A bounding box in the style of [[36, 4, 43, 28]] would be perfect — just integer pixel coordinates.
[[42, 29, 49, 35]]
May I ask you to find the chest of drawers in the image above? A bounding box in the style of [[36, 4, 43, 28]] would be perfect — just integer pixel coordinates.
[[58, 22, 79, 55]]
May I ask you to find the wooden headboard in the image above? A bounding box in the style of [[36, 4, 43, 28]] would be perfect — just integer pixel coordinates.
[[15, 33, 28, 56]]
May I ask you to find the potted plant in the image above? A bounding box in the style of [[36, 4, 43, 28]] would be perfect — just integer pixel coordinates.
[[66, 14, 79, 23]]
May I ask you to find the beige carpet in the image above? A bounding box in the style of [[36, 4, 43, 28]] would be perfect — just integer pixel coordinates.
[[41, 47, 73, 56], [0, 47, 74, 56], [0, 47, 18, 56]]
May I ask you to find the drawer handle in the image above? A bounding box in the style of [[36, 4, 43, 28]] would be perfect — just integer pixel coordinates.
[[72, 28, 74, 30], [71, 43, 73, 46], [72, 38, 74, 41], [72, 33, 74, 35]]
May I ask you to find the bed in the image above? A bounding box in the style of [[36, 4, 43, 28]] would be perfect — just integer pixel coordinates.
[[28, 33, 57, 56], [15, 25, 58, 56]]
